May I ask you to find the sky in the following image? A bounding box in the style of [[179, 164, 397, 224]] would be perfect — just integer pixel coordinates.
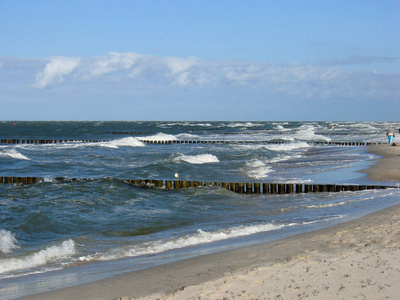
[[0, 0, 399, 121]]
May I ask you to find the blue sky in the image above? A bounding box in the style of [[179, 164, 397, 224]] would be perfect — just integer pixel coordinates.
[[0, 0, 399, 121]]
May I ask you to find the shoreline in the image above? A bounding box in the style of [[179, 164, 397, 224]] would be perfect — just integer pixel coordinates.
[[21, 204, 400, 300], [20, 145, 400, 300]]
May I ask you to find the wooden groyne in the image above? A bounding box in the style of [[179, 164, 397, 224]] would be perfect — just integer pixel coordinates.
[[126, 179, 397, 194], [0, 177, 43, 184], [0, 138, 384, 146], [0, 139, 110, 144], [1, 177, 397, 194], [138, 140, 384, 146]]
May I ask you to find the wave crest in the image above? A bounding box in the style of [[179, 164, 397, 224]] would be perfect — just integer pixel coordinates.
[[174, 153, 219, 164], [0, 149, 30, 160], [0, 239, 76, 275], [0, 230, 20, 254]]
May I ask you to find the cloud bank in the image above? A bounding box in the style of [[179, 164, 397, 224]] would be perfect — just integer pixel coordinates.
[[0, 52, 400, 106], [17, 52, 395, 103]]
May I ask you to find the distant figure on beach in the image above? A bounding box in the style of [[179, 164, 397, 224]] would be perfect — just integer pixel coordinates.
[[387, 125, 395, 143]]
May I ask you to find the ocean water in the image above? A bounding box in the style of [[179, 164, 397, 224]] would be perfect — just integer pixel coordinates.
[[1, 121, 400, 299]]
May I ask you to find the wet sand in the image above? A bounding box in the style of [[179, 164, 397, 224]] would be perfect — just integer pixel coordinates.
[[362, 144, 400, 182], [21, 145, 400, 300]]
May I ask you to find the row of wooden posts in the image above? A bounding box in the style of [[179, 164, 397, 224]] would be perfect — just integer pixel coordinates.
[[0, 177, 397, 194], [0, 139, 110, 144], [126, 179, 396, 194], [138, 140, 384, 146]]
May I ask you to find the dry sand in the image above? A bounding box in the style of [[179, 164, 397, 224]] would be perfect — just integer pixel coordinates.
[[21, 145, 400, 300]]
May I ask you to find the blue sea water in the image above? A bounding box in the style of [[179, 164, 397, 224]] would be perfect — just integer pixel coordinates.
[[1, 121, 400, 299]]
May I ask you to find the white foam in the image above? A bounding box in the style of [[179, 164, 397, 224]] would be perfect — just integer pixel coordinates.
[[100, 137, 145, 148], [264, 142, 310, 152], [0, 230, 20, 254], [274, 125, 291, 131], [244, 160, 273, 179], [227, 122, 262, 128], [174, 153, 219, 164], [160, 122, 212, 127], [294, 125, 331, 141], [138, 133, 177, 141], [176, 133, 201, 139], [0, 239, 76, 275], [0, 149, 30, 160], [79, 223, 283, 262]]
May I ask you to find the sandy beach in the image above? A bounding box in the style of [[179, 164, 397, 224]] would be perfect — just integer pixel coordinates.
[[21, 145, 400, 300], [362, 144, 400, 182]]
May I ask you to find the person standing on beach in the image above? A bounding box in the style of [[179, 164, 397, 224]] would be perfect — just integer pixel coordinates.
[[387, 125, 395, 143]]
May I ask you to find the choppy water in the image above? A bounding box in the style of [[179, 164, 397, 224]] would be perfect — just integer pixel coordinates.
[[1, 121, 400, 299]]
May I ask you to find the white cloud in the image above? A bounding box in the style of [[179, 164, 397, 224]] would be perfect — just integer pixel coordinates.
[[33, 57, 81, 88], [88, 52, 143, 77], [12, 52, 398, 102]]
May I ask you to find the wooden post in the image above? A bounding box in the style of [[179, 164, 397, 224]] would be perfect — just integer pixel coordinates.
[[286, 183, 294, 194], [165, 180, 172, 189], [181, 181, 188, 188], [155, 180, 163, 188], [246, 183, 253, 194], [270, 183, 277, 194], [236, 182, 244, 194], [358, 185, 366, 191], [262, 183, 269, 194], [222, 182, 229, 189], [295, 184, 303, 193], [327, 185, 335, 192], [254, 183, 261, 194], [174, 180, 180, 189], [278, 184, 285, 194], [320, 185, 328, 192]]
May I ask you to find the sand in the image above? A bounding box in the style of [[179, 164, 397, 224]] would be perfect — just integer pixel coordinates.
[[362, 144, 400, 182], [20, 145, 400, 300]]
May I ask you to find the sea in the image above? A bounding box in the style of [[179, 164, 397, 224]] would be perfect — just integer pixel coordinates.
[[1, 121, 400, 299]]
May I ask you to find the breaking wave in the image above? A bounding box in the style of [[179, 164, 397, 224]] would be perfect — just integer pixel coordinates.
[[174, 153, 219, 164]]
